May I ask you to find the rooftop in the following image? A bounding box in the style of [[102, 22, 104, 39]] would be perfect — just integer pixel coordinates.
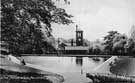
[[65, 46, 89, 50]]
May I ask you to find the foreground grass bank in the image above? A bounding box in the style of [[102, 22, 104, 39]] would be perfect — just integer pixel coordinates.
[[0, 69, 52, 83], [0, 55, 64, 83], [86, 73, 135, 83]]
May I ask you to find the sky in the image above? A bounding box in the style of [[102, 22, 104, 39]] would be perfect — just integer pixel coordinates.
[[52, 0, 135, 41]]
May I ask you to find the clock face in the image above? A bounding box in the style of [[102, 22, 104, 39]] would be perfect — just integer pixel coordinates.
[[78, 38, 81, 41]]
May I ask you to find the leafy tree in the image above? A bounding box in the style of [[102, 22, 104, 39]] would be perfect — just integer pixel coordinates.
[[92, 45, 101, 54], [130, 25, 135, 42], [127, 25, 135, 55], [103, 31, 120, 54], [88, 41, 103, 55], [1, 0, 72, 55], [112, 34, 127, 55], [126, 38, 135, 55]]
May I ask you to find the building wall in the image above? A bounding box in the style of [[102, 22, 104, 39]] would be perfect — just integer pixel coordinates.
[[64, 50, 88, 54]]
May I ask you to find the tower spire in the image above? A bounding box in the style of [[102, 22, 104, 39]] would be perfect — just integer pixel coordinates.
[[76, 25, 78, 31]]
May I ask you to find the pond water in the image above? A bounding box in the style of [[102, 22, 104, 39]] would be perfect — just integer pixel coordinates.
[[23, 56, 105, 83]]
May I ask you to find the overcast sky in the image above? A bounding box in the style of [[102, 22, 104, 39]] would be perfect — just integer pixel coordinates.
[[52, 0, 135, 41]]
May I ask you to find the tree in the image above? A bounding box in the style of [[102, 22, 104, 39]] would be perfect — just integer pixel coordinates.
[[92, 45, 101, 54], [126, 38, 135, 55], [112, 34, 127, 55], [127, 25, 135, 55], [103, 31, 120, 54], [1, 0, 72, 55], [130, 25, 135, 42]]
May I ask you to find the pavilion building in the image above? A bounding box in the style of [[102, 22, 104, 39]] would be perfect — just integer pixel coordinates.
[[63, 26, 89, 54]]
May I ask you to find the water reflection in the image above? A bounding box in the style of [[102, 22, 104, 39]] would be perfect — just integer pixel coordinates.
[[23, 56, 105, 83], [75, 57, 83, 66], [92, 57, 100, 61]]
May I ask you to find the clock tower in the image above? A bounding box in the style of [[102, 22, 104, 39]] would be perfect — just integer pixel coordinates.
[[76, 25, 83, 46]]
